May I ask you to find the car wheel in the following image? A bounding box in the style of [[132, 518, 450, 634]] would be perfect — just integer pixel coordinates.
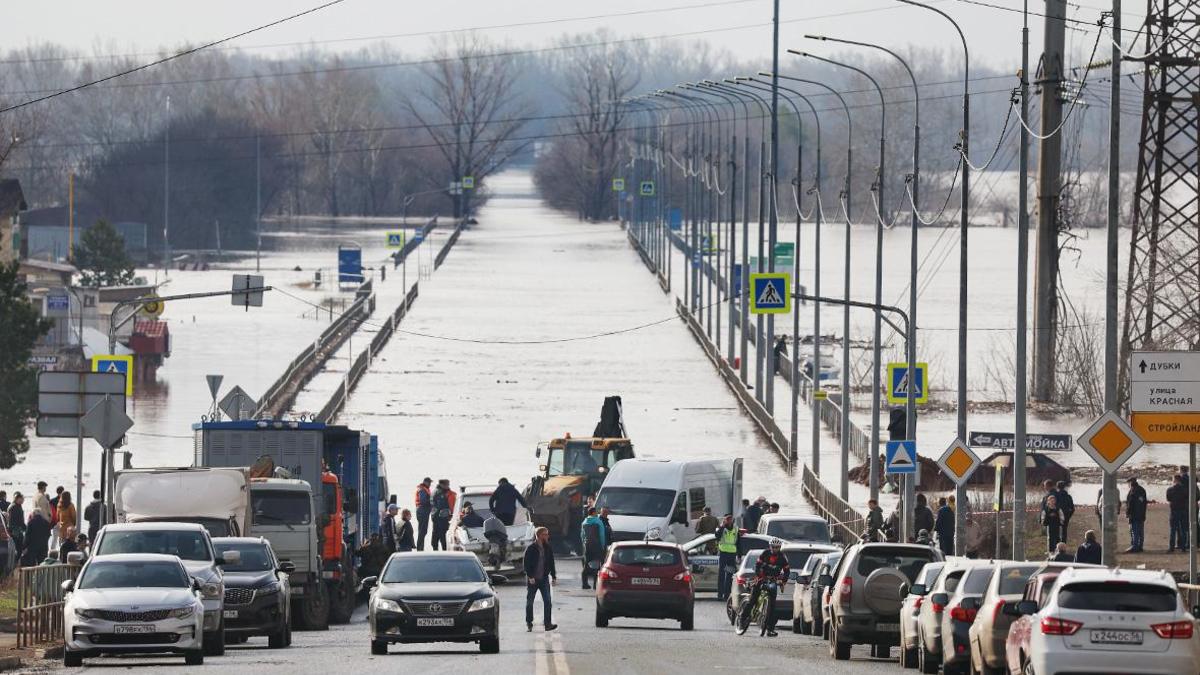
[[329, 557, 356, 624], [480, 636, 500, 654], [830, 625, 851, 661], [285, 620, 293, 647], [680, 606, 694, 631], [295, 584, 330, 631], [185, 649, 204, 666], [269, 621, 288, 649], [919, 644, 939, 674], [1021, 657, 1035, 675], [371, 639, 388, 655], [900, 645, 918, 669], [204, 617, 226, 657], [594, 609, 609, 628], [872, 643, 890, 659], [794, 618, 808, 634], [63, 651, 83, 668]]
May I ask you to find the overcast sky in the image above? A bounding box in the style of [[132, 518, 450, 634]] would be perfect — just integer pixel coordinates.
[[10, 0, 1140, 72]]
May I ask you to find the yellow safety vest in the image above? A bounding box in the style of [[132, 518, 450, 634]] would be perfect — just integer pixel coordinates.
[[717, 527, 738, 554]]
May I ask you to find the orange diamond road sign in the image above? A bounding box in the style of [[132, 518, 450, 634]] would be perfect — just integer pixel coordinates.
[[1078, 410, 1144, 474], [937, 439, 980, 486]]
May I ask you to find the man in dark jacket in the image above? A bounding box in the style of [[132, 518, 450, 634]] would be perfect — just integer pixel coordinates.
[[22, 511, 50, 567], [743, 498, 765, 532], [933, 497, 954, 555], [579, 508, 606, 589], [912, 494, 935, 541], [397, 509, 415, 552], [431, 484, 451, 551], [489, 478, 528, 526], [380, 504, 399, 553], [522, 527, 557, 632], [83, 490, 102, 542], [1053, 481, 1076, 544], [414, 477, 432, 551], [1074, 529, 1102, 564], [1125, 477, 1148, 553], [1167, 474, 1189, 552]]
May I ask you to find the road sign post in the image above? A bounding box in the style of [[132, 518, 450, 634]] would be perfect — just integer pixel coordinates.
[[37, 371, 128, 511]]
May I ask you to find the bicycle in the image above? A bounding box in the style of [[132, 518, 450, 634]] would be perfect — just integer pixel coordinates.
[[736, 578, 783, 636]]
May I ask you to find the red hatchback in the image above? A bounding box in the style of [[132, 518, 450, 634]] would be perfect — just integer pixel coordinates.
[[595, 541, 695, 630]]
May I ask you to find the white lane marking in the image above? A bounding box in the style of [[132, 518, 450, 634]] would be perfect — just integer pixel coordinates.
[[535, 633, 550, 675], [550, 632, 570, 675]]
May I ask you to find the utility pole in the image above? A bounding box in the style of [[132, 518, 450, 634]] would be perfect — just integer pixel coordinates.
[[765, 0, 781, 415], [163, 95, 171, 276], [256, 134, 262, 273], [1014, 0, 1032, 561], [1102, 0, 1121, 567], [1032, 0, 1068, 402]]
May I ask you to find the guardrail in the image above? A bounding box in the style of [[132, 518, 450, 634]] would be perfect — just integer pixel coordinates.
[[1181, 583, 1200, 609], [434, 220, 465, 270], [17, 563, 80, 648], [802, 463, 864, 546]]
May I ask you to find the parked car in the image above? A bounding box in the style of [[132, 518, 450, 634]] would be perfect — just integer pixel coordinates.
[[823, 542, 942, 661], [915, 557, 975, 673], [775, 543, 838, 623], [1005, 568, 1068, 675], [449, 485, 536, 572], [755, 514, 833, 545], [212, 537, 293, 648], [595, 541, 694, 630], [1005, 567, 1200, 675], [898, 560, 948, 669], [937, 561, 996, 675], [795, 550, 842, 637], [727, 550, 762, 625], [966, 561, 1040, 675], [91, 522, 237, 656], [681, 532, 772, 593], [365, 551, 502, 654], [792, 551, 832, 633], [62, 553, 206, 667]]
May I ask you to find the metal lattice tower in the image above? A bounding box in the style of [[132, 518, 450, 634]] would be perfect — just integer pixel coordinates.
[[1119, 0, 1200, 404]]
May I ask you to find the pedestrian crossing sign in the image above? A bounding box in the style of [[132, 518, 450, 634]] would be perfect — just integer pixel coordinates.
[[386, 231, 405, 249], [887, 362, 929, 404], [749, 273, 790, 314], [462, 176, 475, 189], [92, 354, 133, 396], [639, 180, 655, 196], [885, 440, 917, 475], [612, 178, 625, 192]]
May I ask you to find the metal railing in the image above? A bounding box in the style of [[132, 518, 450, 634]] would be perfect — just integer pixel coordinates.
[[1180, 583, 1200, 609], [17, 563, 80, 648], [802, 464, 864, 546], [434, 220, 465, 269]]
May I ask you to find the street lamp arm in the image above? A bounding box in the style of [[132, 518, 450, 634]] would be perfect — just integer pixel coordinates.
[[894, 0, 969, 91]]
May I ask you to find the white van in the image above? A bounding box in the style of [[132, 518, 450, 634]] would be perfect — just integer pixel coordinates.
[[595, 458, 743, 543]]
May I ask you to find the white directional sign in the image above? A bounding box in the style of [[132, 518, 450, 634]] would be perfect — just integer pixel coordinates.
[[1130, 350, 1200, 443]]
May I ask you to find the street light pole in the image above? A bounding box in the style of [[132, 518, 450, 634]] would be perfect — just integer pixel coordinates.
[[767, 0, 782, 417], [1014, 0, 1032, 560], [895, 0, 971, 556]]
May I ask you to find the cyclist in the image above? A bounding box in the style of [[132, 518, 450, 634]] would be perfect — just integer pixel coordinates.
[[746, 537, 790, 637]]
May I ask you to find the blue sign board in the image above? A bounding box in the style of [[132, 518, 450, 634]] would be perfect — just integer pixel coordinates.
[[885, 440, 917, 474], [749, 273, 790, 314], [338, 246, 363, 283], [887, 362, 929, 404], [669, 208, 683, 231], [46, 294, 70, 312]]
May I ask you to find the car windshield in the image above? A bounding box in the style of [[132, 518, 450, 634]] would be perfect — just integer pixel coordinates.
[[595, 487, 675, 518], [78, 560, 189, 589], [251, 492, 311, 526], [855, 547, 936, 583], [96, 530, 212, 562], [800, 556, 822, 574], [612, 546, 680, 567], [1057, 582, 1177, 612], [460, 498, 494, 521], [782, 549, 820, 569], [766, 520, 831, 544], [548, 443, 604, 476], [998, 565, 1040, 595], [961, 567, 994, 594], [382, 557, 487, 583], [214, 543, 273, 572]]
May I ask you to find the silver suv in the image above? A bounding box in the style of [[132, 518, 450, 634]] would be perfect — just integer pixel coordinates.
[[820, 542, 943, 661]]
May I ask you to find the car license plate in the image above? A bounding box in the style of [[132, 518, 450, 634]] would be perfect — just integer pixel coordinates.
[[631, 577, 661, 586], [415, 618, 455, 627], [114, 624, 155, 634], [223, 610, 239, 619], [876, 623, 900, 632], [1090, 629, 1142, 645]]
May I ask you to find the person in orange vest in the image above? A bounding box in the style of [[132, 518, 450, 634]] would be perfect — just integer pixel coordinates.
[[414, 478, 432, 551], [440, 479, 457, 513]]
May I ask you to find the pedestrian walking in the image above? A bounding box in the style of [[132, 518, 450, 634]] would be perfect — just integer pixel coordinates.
[[715, 514, 740, 601], [1074, 529, 1102, 564], [912, 494, 935, 541], [1054, 481, 1075, 543], [1167, 474, 1189, 552], [522, 527, 557, 632], [0, 491, 9, 515], [1042, 494, 1063, 553], [397, 509, 415, 552], [431, 483, 452, 551], [579, 508, 606, 589], [32, 482, 52, 523], [6, 494, 25, 564], [56, 492, 76, 548], [381, 504, 399, 553], [488, 477, 528, 527], [22, 511, 50, 567], [694, 507, 719, 536], [933, 497, 954, 555], [83, 490, 102, 542], [414, 477, 432, 551], [865, 499, 884, 542], [743, 497, 765, 532], [355, 533, 388, 580], [598, 507, 614, 544], [1125, 477, 1148, 553], [1050, 542, 1073, 562]]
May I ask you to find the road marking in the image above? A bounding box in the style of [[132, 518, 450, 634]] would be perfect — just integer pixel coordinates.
[[535, 634, 550, 675], [534, 631, 570, 675], [551, 632, 570, 675]]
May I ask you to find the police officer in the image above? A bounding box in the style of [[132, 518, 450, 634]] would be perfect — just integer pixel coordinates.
[[715, 514, 740, 601]]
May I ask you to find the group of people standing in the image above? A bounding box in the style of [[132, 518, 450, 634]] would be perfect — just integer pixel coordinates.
[[0, 483, 102, 574]]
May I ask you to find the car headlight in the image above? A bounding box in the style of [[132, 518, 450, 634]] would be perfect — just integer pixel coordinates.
[[374, 598, 403, 614], [255, 583, 282, 596], [467, 597, 496, 613], [74, 608, 101, 620], [645, 527, 662, 541], [169, 606, 196, 619], [201, 582, 221, 599]]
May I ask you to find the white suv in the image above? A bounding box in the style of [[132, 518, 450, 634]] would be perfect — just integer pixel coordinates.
[[1008, 567, 1200, 675]]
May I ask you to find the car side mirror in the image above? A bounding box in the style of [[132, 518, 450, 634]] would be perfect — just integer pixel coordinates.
[[960, 596, 982, 611], [831, 531, 843, 544], [361, 576, 378, 591], [1016, 600, 1038, 615], [931, 593, 950, 607], [798, 574, 811, 585], [489, 574, 508, 586], [899, 582, 911, 599], [538, 464, 548, 473], [535, 446, 541, 458], [910, 583, 927, 596], [278, 561, 296, 574], [818, 574, 834, 587], [66, 551, 85, 566], [60, 579, 74, 593], [219, 550, 241, 566], [192, 578, 203, 592], [1001, 601, 1020, 617]]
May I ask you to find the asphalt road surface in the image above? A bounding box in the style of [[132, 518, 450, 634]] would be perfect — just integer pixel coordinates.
[[29, 566, 898, 674]]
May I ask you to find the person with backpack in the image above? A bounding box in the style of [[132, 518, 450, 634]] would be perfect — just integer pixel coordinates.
[[430, 483, 452, 551], [579, 508, 607, 590], [414, 477, 432, 551]]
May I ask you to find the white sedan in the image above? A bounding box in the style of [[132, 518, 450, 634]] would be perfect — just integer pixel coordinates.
[[63, 553, 206, 667], [450, 487, 536, 573]]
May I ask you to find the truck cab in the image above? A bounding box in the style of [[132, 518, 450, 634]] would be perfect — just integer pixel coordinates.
[[248, 478, 327, 630]]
